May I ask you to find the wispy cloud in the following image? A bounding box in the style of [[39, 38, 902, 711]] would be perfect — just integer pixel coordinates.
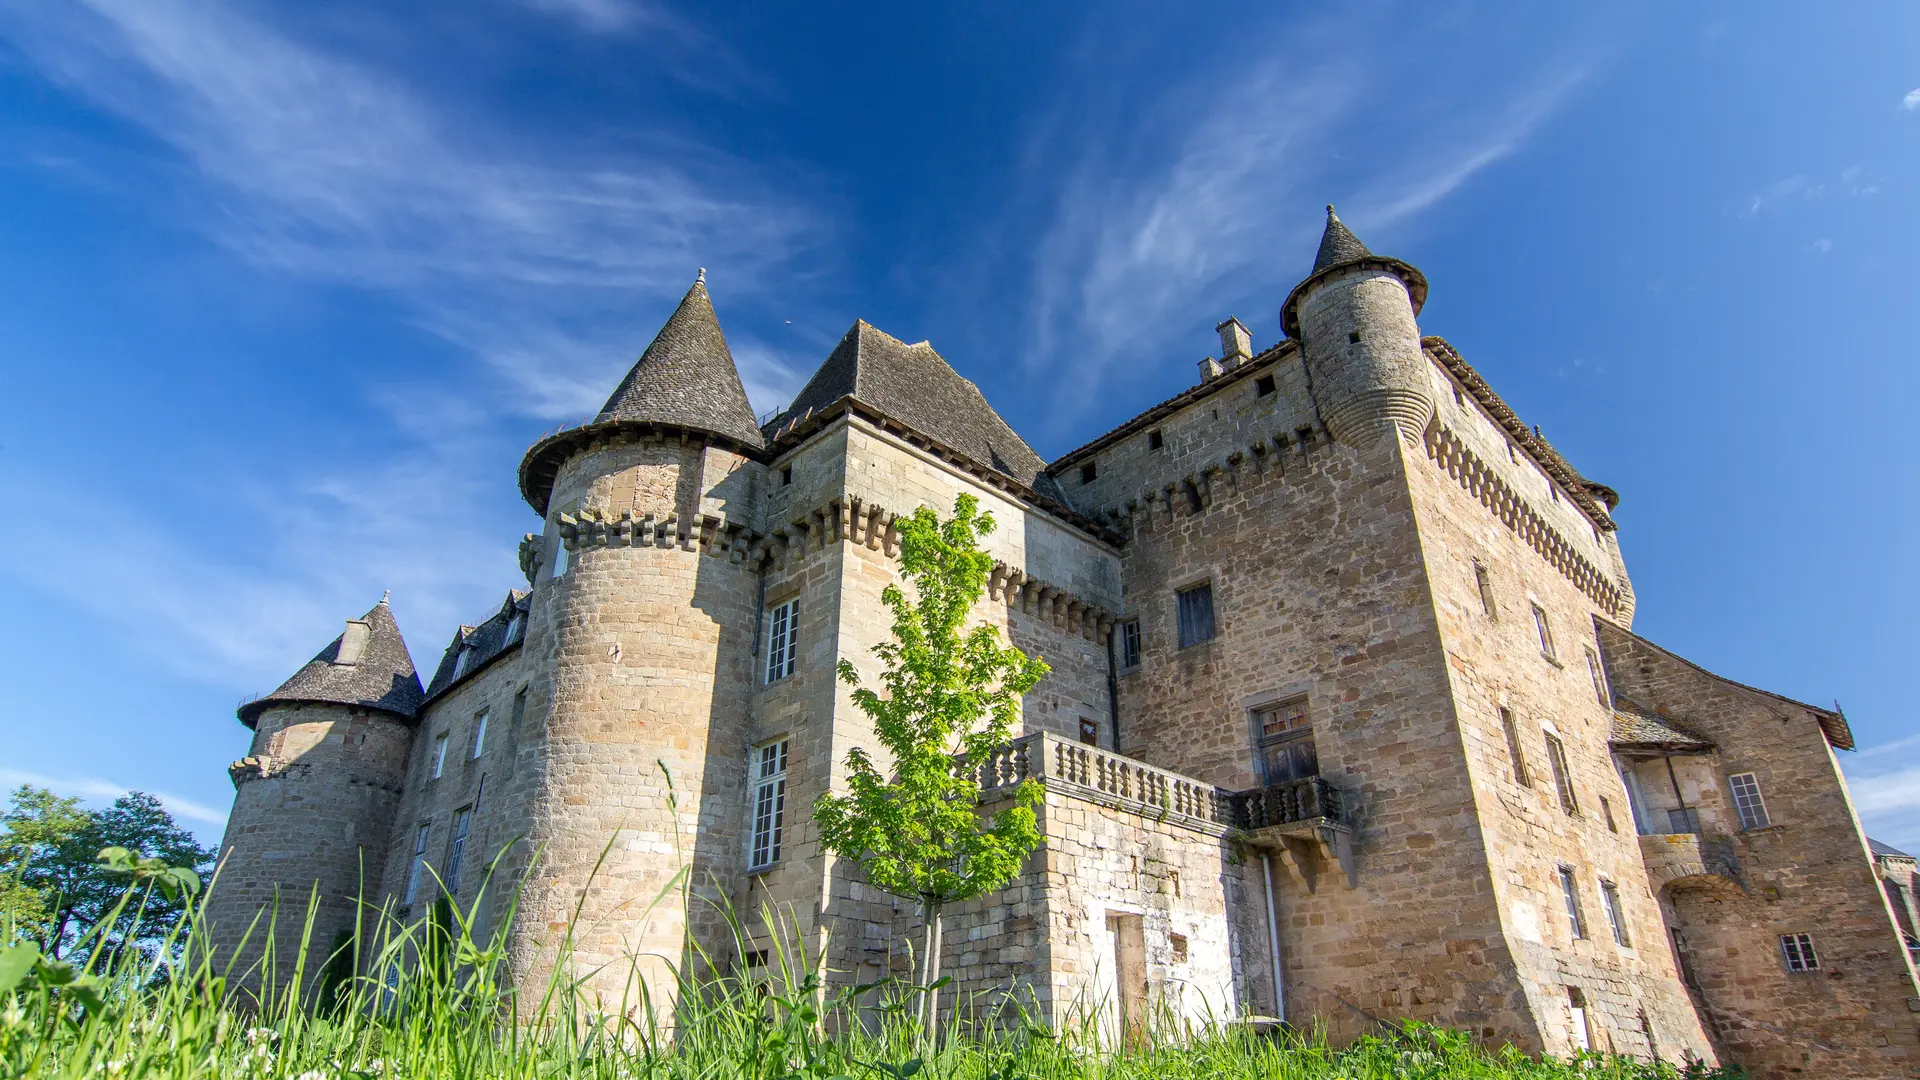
[[0, 768, 228, 827], [1008, 9, 1612, 439], [1902, 88, 1920, 111]]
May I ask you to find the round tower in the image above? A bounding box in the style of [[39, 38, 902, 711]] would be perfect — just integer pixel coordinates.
[[509, 273, 765, 1023], [1281, 205, 1434, 445], [207, 596, 422, 997]]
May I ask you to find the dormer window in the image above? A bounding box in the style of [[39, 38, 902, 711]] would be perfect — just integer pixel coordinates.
[[452, 643, 474, 679], [506, 612, 525, 643]]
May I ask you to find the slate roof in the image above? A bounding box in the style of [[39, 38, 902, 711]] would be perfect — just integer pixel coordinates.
[[1280, 205, 1428, 339], [422, 591, 530, 703], [1609, 703, 1715, 753], [520, 276, 766, 514], [238, 597, 423, 727], [1871, 838, 1915, 861], [764, 320, 1065, 501]]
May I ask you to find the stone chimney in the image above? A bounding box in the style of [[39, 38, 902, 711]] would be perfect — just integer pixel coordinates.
[[1216, 317, 1252, 369], [1197, 357, 1225, 382]]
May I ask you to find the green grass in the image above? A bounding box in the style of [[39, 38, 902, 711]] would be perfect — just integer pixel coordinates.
[[0, 847, 1740, 1080]]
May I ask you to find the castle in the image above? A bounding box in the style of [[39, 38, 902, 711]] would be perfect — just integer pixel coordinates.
[[205, 208, 1920, 1077]]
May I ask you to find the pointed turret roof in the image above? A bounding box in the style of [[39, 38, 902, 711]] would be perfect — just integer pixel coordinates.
[[764, 320, 1062, 500], [1280, 204, 1428, 339], [237, 596, 424, 728], [593, 275, 763, 446], [520, 275, 767, 513]]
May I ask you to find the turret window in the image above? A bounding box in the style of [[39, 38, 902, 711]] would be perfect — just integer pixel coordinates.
[[1347, 330, 1362, 344], [552, 539, 570, 579], [765, 599, 799, 682], [747, 739, 789, 870]]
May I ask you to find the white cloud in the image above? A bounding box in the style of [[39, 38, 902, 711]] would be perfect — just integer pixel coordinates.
[[1902, 88, 1920, 111], [1744, 174, 1819, 217], [521, 0, 651, 33], [0, 768, 228, 827]]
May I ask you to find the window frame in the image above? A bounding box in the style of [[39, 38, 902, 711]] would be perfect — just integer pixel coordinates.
[[1585, 647, 1610, 706], [1531, 602, 1558, 662], [403, 823, 431, 905], [1544, 730, 1579, 815], [764, 598, 799, 683], [445, 807, 473, 896], [1599, 879, 1631, 946], [1252, 696, 1316, 785], [1500, 707, 1530, 786], [1780, 932, 1819, 972], [471, 710, 489, 759], [1473, 560, 1498, 619], [1559, 865, 1587, 940], [551, 536, 569, 579], [1729, 772, 1772, 830], [1175, 582, 1216, 649], [1118, 618, 1142, 671], [747, 739, 790, 871], [1078, 717, 1101, 746], [430, 733, 449, 780]]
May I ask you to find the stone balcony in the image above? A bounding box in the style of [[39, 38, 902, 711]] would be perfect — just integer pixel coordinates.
[[1638, 830, 1742, 892], [975, 731, 1356, 888]]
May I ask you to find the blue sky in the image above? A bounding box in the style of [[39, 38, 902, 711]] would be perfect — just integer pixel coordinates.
[[2, 1, 1917, 848]]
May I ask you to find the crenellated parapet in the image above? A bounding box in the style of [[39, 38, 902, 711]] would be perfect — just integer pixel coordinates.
[[1423, 424, 1624, 615], [1080, 422, 1328, 537]]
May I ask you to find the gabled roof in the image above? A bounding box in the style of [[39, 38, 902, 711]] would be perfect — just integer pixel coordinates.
[[238, 596, 423, 727], [1609, 703, 1715, 754], [422, 591, 529, 703], [520, 276, 766, 514], [1280, 205, 1428, 339], [764, 320, 1062, 500], [596, 276, 763, 447]]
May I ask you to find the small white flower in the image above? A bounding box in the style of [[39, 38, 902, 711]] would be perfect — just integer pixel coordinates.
[[245, 1026, 280, 1045], [296, 1070, 332, 1080], [1, 999, 25, 1027]]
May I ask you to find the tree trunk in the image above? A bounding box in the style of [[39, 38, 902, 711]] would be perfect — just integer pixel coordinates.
[[918, 899, 944, 1041]]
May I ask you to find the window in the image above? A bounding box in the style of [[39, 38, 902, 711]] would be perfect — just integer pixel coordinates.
[[1473, 561, 1498, 619], [747, 740, 789, 869], [552, 537, 570, 579], [1600, 795, 1617, 833], [1780, 933, 1819, 972], [1532, 603, 1557, 661], [1079, 717, 1100, 746], [452, 644, 473, 679], [1729, 773, 1772, 830], [511, 687, 527, 729], [506, 611, 525, 642], [1666, 807, 1701, 835], [430, 733, 449, 779], [1118, 619, 1142, 671], [1559, 866, 1586, 940], [1600, 880, 1630, 945], [1585, 647, 1610, 706], [403, 824, 430, 905], [1254, 697, 1317, 784], [764, 599, 799, 682], [1500, 707, 1530, 786], [1347, 330, 1362, 345], [1544, 732, 1579, 815], [471, 711, 489, 759], [1567, 987, 1591, 1050], [1169, 933, 1189, 962], [1176, 583, 1215, 648], [1080, 462, 1097, 484], [1147, 429, 1163, 450], [1255, 374, 1276, 397], [445, 807, 472, 895], [780, 465, 793, 487]]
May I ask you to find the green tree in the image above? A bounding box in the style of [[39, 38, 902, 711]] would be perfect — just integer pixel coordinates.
[[812, 494, 1049, 1037], [0, 786, 216, 959]]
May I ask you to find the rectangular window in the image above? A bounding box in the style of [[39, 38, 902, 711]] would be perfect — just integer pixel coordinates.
[[1729, 772, 1772, 830], [471, 711, 488, 759], [1586, 647, 1610, 706], [1473, 561, 1498, 619], [1666, 807, 1701, 835], [1118, 619, 1142, 670], [506, 611, 525, 642], [1568, 987, 1591, 1050], [452, 644, 474, 679], [1078, 717, 1100, 746], [1176, 583, 1215, 648], [1780, 933, 1819, 972], [747, 740, 790, 869], [1148, 429, 1163, 450], [1254, 697, 1317, 784], [1600, 795, 1617, 833], [1080, 461, 1097, 484], [1500, 707, 1529, 786], [764, 599, 799, 682], [445, 807, 472, 895], [511, 687, 527, 729], [1600, 879, 1630, 946], [1532, 603, 1557, 661], [1544, 732, 1579, 814], [552, 538, 569, 579], [403, 823, 430, 905], [780, 465, 793, 487], [1559, 866, 1586, 940], [1254, 374, 1276, 397], [430, 733, 449, 779]]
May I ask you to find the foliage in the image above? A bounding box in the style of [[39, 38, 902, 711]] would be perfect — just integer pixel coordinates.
[[812, 494, 1050, 910], [0, 786, 215, 961]]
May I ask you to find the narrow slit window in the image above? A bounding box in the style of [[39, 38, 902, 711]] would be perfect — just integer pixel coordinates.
[[1118, 619, 1142, 671], [445, 807, 473, 895], [1501, 707, 1529, 786], [430, 733, 449, 779], [1176, 583, 1215, 648], [1532, 603, 1557, 661], [1600, 879, 1630, 946], [1544, 731, 1578, 815], [1780, 933, 1818, 972], [1729, 772, 1772, 830], [511, 687, 528, 729], [765, 599, 799, 683], [1586, 647, 1610, 706], [1148, 429, 1164, 450], [403, 823, 430, 905], [747, 739, 790, 869], [471, 710, 488, 759], [552, 537, 570, 579], [1473, 561, 1498, 619], [1559, 866, 1586, 940], [780, 465, 793, 487], [1600, 795, 1617, 833]]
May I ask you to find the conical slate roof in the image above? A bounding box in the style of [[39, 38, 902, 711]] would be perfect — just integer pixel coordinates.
[[1280, 204, 1428, 339], [1311, 205, 1372, 272], [237, 596, 424, 728], [595, 276, 763, 448], [765, 320, 1061, 499]]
